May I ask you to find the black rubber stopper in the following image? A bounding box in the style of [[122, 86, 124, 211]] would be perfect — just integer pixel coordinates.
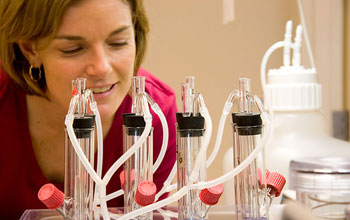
[[231, 112, 238, 124], [176, 113, 205, 137], [123, 113, 146, 127], [72, 114, 95, 138], [123, 113, 150, 136], [235, 113, 262, 135]]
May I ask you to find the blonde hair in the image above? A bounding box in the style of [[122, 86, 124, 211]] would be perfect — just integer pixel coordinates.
[[0, 0, 149, 96]]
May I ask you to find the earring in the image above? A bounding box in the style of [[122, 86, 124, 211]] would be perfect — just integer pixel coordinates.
[[29, 65, 42, 82]]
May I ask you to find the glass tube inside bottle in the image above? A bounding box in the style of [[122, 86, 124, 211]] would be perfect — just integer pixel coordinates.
[[233, 113, 265, 220], [177, 127, 207, 220], [64, 116, 95, 220], [123, 121, 153, 220]]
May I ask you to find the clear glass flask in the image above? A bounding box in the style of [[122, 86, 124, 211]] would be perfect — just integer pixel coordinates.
[[233, 113, 266, 220], [290, 157, 350, 220], [176, 113, 208, 220], [123, 113, 154, 220], [64, 115, 95, 220], [64, 78, 95, 219]]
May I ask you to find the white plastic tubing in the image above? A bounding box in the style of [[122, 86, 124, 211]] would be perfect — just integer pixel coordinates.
[[154, 90, 241, 202], [206, 90, 238, 167], [65, 89, 170, 219], [119, 111, 271, 220], [101, 93, 169, 204], [155, 93, 213, 201], [65, 92, 153, 220]]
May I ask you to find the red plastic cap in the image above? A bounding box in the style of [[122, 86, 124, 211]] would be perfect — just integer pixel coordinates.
[[135, 180, 157, 206], [120, 169, 135, 190], [267, 172, 286, 197], [72, 85, 78, 96], [199, 184, 224, 206], [38, 184, 64, 209]]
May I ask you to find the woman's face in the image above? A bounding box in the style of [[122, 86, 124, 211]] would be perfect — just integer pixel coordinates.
[[35, 0, 136, 121]]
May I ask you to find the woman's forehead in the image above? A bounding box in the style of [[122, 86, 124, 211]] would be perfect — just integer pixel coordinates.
[[57, 0, 132, 36]]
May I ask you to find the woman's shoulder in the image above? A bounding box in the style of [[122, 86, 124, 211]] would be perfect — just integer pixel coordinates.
[[0, 64, 25, 109], [0, 65, 11, 100]]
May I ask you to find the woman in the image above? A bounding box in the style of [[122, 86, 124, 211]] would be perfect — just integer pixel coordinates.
[[0, 0, 177, 219]]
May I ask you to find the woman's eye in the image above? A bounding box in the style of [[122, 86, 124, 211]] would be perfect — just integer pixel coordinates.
[[60, 47, 82, 55], [109, 41, 128, 48]]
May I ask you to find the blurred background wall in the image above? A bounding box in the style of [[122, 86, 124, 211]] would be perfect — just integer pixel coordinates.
[[142, 0, 349, 204]]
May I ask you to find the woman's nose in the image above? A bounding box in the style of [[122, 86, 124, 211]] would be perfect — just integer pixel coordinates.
[[85, 46, 112, 77]]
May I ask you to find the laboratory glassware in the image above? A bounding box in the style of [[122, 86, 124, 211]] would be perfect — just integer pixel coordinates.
[[177, 76, 208, 220], [122, 76, 156, 220], [260, 20, 350, 203], [122, 113, 155, 220], [176, 112, 207, 220], [64, 114, 95, 219], [114, 76, 271, 220], [65, 78, 95, 219], [233, 112, 265, 219], [290, 157, 350, 220]]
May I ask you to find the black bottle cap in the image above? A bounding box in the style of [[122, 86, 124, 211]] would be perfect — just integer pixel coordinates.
[[72, 114, 95, 129], [176, 112, 204, 137], [235, 113, 262, 135], [123, 113, 146, 127], [123, 113, 151, 136], [72, 114, 95, 138], [232, 112, 238, 124]]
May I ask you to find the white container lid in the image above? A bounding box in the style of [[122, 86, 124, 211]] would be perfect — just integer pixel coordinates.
[[289, 157, 350, 193], [267, 66, 322, 111]]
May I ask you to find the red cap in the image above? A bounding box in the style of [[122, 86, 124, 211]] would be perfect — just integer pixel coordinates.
[[119, 169, 135, 190], [258, 168, 270, 188], [135, 180, 157, 206], [38, 184, 65, 209], [72, 85, 78, 96], [199, 184, 224, 206], [267, 172, 286, 197]]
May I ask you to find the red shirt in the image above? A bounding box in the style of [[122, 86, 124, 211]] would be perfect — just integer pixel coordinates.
[[0, 67, 178, 219]]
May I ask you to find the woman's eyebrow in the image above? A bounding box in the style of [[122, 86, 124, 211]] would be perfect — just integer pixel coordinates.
[[108, 25, 131, 37], [54, 25, 132, 41], [54, 35, 83, 41]]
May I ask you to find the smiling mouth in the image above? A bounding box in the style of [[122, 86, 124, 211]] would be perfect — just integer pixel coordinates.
[[90, 84, 114, 94]]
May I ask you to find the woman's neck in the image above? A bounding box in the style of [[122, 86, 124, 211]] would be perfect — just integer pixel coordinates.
[[26, 94, 67, 183], [26, 95, 67, 130]]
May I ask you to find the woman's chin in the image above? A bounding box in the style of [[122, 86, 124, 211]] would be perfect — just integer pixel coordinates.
[[96, 104, 117, 123]]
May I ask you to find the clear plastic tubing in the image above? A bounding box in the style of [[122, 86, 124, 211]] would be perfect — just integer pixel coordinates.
[[205, 90, 237, 168], [234, 113, 264, 219], [83, 89, 104, 208], [176, 112, 207, 220], [122, 113, 154, 220], [189, 94, 212, 183], [144, 92, 168, 173]]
